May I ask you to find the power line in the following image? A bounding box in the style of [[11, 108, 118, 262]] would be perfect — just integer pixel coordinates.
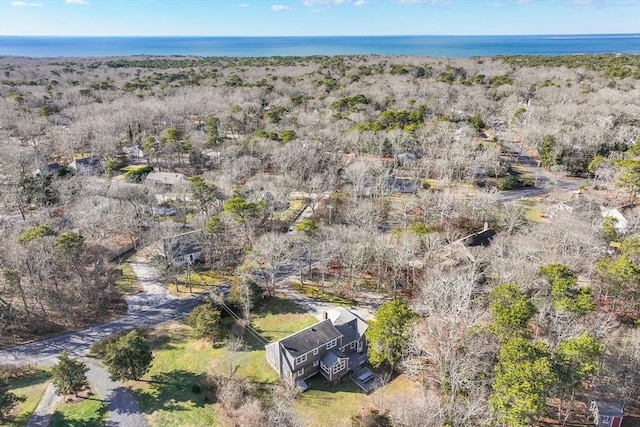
[[202, 285, 269, 345]]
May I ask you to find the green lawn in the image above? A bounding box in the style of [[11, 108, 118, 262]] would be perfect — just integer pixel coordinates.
[[293, 375, 366, 427], [120, 164, 150, 172], [289, 283, 356, 306], [270, 198, 308, 222], [168, 270, 236, 297], [129, 297, 317, 426], [50, 394, 107, 427], [519, 198, 545, 223], [294, 373, 419, 427], [114, 263, 141, 294], [5, 369, 51, 427]]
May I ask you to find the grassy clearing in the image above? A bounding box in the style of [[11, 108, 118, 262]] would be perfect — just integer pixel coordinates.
[[50, 394, 107, 427], [120, 164, 150, 172], [5, 369, 52, 427], [294, 373, 421, 427], [167, 270, 236, 297], [293, 375, 365, 427], [129, 297, 317, 426], [289, 282, 356, 306], [270, 198, 308, 222], [519, 199, 546, 223], [114, 263, 141, 294]]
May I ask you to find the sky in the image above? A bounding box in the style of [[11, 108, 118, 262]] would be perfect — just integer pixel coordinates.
[[0, 0, 639, 37]]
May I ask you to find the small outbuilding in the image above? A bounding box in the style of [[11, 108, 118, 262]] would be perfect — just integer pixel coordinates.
[[589, 400, 623, 427], [69, 156, 103, 176]]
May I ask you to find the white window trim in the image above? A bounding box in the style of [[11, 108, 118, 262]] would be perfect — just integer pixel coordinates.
[[326, 338, 337, 349], [350, 341, 356, 349], [332, 359, 346, 374], [320, 361, 330, 374], [298, 367, 304, 376], [295, 353, 307, 365], [313, 360, 319, 366], [602, 416, 611, 424], [313, 348, 319, 355]]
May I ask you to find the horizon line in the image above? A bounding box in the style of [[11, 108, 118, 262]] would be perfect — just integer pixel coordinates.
[[1, 32, 639, 38]]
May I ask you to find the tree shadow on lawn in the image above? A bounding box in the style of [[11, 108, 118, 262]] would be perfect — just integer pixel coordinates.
[[9, 369, 52, 389], [137, 370, 209, 413], [257, 296, 307, 316], [148, 330, 192, 351], [49, 402, 107, 427]]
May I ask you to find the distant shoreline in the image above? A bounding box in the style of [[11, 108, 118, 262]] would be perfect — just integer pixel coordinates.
[[1, 34, 639, 58]]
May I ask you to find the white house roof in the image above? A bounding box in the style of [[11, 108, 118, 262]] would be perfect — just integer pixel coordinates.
[[601, 208, 628, 232], [145, 172, 187, 186]]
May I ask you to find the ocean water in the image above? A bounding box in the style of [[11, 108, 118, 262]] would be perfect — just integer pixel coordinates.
[[0, 34, 639, 58]]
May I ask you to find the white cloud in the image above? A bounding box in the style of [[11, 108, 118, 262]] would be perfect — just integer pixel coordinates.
[[303, 0, 348, 6], [65, 0, 89, 4], [354, 0, 366, 5], [271, 4, 294, 11], [11, 1, 43, 6]]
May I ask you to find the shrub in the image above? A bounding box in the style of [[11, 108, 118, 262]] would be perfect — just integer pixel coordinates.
[[124, 165, 153, 183]]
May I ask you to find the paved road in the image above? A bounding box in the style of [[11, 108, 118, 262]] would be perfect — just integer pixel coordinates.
[[10, 249, 192, 427], [25, 383, 61, 427], [126, 256, 177, 312], [86, 360, 147, 427], [498, 141, 583, 202], [9, 297, 199, 426], [0, 296, 200, 365]]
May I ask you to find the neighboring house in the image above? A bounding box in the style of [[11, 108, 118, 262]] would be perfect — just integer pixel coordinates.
[[459, 223, 496, 247], [601, 208, 629, 233], [388, 176, 418, 194], [145, 172, 187, 192], [34, 163, 63, 176], [122, 145, 145, 158], [163, 230, 203, 268], [266, 307, 368, 390], [589, 401, 623, 427], [69, 156, 103, 176]]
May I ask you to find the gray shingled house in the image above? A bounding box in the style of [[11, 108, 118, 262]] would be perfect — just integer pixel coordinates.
[[265, 307, 368, 390]]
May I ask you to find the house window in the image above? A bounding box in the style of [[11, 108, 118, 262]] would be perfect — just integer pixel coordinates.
[[326, 339, 337, 349], [313, 348, 318, 355], [320, 361, 330, 374], [295, 354, 307, 365], [350, 341, 356, 349], [602, 416, 610, 424], [298, 368, 304, 376], [332, 359, 346, 374], [313, 361, 319, 367]]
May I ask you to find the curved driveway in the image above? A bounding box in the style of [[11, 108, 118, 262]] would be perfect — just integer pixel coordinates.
[[1, 247, 201, 427]]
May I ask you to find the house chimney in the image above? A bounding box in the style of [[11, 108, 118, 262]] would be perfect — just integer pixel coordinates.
[[322, 311, 328, 320]]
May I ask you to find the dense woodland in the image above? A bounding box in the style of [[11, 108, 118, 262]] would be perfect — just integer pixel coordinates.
[[0, 53, 639, 426]]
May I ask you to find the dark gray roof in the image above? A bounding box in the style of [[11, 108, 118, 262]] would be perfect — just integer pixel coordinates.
[[328, 307, 368, 344], [280, 319, 342, 357], [321, 349, 348, 367], [165, 231, 203, 258], [463, 228, 496, 247], [36, 163, 63, 175], [73, 156, 101, 167], [594, 401, 623, 416]]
